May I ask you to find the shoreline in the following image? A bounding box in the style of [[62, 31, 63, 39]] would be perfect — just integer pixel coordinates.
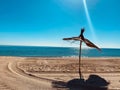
[[1, 56, 120, 59]]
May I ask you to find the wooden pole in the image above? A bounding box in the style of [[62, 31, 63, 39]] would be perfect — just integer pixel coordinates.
[[79, 41, 82, 79]]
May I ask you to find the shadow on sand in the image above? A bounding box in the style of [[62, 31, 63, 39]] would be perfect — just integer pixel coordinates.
[[52, 74, 110, 90]]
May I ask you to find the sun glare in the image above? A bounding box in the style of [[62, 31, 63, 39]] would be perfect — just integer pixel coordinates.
[[83, 0, 97, 43]]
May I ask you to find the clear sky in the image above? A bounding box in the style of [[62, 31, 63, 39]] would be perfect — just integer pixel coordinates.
[[0, 0, 120, 48]]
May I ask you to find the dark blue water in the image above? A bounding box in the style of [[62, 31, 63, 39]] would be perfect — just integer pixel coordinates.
[[0, 45, 120, 57]]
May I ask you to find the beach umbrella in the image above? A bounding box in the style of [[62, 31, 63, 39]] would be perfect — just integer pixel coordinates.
[[63, 28, 101, 79]]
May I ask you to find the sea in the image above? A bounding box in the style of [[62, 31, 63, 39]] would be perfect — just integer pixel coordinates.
[[0, 45, 120, 58]]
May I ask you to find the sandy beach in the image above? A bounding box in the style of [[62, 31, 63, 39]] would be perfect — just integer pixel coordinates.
[[0, 56, 120, 90]]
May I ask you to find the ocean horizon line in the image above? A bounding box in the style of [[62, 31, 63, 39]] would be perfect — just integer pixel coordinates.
[[0, 45, 120, 49]]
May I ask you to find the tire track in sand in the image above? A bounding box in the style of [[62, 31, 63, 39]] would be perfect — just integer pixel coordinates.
[[7, 61, 53, 89]]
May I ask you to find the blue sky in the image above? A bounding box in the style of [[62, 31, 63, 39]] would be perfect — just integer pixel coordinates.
[[0, 0, 120, 48]]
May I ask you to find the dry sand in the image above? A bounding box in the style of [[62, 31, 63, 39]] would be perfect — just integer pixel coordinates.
[[0, 56, 120, 90]]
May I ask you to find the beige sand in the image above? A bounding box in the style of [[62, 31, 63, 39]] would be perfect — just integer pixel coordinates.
[[0, 56, 120, 90]]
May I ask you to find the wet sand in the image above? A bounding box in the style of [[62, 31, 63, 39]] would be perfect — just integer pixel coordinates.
[[0, 56, 120, 90]]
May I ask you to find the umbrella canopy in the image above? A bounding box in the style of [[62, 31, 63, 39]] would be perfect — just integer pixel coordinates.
[[63, 28, 101, 51]]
